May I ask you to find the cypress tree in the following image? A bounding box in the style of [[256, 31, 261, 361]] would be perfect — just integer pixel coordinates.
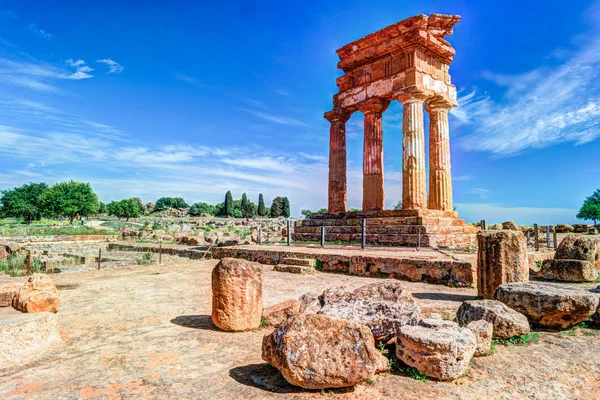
[[282, 197, 291, 218], [258, 193, 266, 216], [241, 193, 250, 217], [224, 190, 234, 217], [270, 197, 283, 217]]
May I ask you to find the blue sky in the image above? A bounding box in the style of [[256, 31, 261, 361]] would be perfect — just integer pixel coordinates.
[[0, 0, 599, 224]]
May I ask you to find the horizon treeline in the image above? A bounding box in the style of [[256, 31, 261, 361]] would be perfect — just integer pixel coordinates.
[[0, 181, 292, 222]]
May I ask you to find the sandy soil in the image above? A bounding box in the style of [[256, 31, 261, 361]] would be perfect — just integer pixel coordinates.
[[1, 260, 598, 400]]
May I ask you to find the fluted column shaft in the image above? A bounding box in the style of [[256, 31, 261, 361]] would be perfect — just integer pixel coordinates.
[[357, 98, 390, 211], [426, 101, 453, 211], [325, 109, 351, 213], [399, 94, 428, 210]]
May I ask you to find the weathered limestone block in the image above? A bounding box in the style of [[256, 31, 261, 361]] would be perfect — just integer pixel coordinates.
[[262, 314, 388, 389], [395, 325, 477, 380], [554, 235, 599, 265], [12, 274, 60, 313], [467, 320, 493, 357], [318, 281, 419, 343], [0, 282, 24, 307], [502, 221, 518, 231], [0, 311, 63, 371], [211, 258, 263, 331], [456, 300, 530, 339], [477, 231, 528, 299], [539, 259, 599, 282], [419, 318, 458, 329], [555, 224, 574, 233], [495, 282, 599, 329], [262, 299, 299, 327], [298, 292, 322, 314]]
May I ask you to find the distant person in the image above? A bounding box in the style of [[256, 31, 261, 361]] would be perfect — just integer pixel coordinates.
[[81, 217, 85, 226]]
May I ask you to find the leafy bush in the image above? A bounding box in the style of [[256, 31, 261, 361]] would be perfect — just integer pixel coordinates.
[[190, 202, 217, 216]]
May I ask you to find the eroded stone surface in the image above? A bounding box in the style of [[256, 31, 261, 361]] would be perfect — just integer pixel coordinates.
[[261, 299, 299, 327], [318, 281, 420, 343], [262, 313, 388, 389], [467, 320, 493, 357], [396, 325, 477, 380], [0, 281, 24, 307], [12, 274, 60, 313], [539, 259, 599, 282], [456, 300, 530, 339], [211, 258, 263, 331], [495, 282, 599, 329], [554, 235, 599, 264]]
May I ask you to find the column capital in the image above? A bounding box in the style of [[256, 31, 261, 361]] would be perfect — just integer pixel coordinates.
[[425, 96, 455, 113], [324, 108, 352, 123], [356, 98, 390, 115], [397, 91, 428, 104]]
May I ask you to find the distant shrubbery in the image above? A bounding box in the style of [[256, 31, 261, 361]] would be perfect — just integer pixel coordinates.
[[155, 197, 189, 211]]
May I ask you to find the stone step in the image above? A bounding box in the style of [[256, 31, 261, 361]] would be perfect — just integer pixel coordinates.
[[274, 264, 314, 274], [294, 232, 476, 248], [296, 225, 475, 235], [281, 257, 314, 267], [301, 216, 468, 227]]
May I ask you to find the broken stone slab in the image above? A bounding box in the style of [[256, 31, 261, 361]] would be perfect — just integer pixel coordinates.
[[12, 274, 61, 313], [0, 280, 25, 307], [318, 281, 419, 343], [467, 320, 493, 357], [455, 299, 530, 339], [419, 318, 458, 329], [554, 235, 599, 264], [395, 325, 477, 380], [211, 258, 263, 331], [262, 313, 388, 389], [262, 299, 299, 327], [0, 310, 63, 371], [297, 292, 322, 315], [495, 282, 599, 329], [539, 259, 599, 282]]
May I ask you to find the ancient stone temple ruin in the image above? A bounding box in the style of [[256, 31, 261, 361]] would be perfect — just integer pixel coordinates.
[[296, 14, 477, 248]]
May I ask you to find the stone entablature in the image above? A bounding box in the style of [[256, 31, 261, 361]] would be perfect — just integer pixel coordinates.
[[325, 13, 460, 213]]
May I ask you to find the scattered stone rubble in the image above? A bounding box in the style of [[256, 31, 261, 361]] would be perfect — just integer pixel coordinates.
[[539, 234, 599, 282]]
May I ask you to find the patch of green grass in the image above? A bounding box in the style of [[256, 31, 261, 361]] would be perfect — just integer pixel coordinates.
[[0, 254, 43, 276], [99, 221, 142, 229], [484, 343, 497, 356], [137, 252, 154, 265], [315, 259, 324, 271], [0, 225, 117, 237], [259, 317, 268, 328], [560, 321, 599, 336], [388, 355, 430, 381], [536, 260, 542, 269], [492, 332, 540, 346]]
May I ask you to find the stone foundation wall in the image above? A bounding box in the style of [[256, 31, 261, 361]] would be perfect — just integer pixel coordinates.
[[213, 247, 474, 287]]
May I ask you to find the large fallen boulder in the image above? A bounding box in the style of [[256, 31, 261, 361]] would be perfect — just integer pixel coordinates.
[[211, 258, 263, 331], [395, 325, 477, 380], [12, 274, 60, 313], [318, 281, 419, 343], [467, 320, 493, 357], [555, 224, 574, 233], [0, 281, 24, 307], [456, 299, 530, 339], [495, 282, 599, 329], [502, 221, 518, 231], [539, 259, 598, 282], [262, 314, 388, 389], [554, 235, 599, 265], [297, 292, 321, 315], [261, 299, 299, 327]]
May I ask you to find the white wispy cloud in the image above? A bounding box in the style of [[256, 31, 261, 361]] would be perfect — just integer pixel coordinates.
[[173, 73, 204, 86], [452, 3, 600, 156], [299, 152, 327, 162], [453, 175, 473, 181], [274, 88, 290, 96], [64, 59, 94, 80], [96, 58, 124, 74], [1, 10, 17, 19], [470, 188, 490, 199], [28, 23, 52, 39], [237, 107, 307, 126]]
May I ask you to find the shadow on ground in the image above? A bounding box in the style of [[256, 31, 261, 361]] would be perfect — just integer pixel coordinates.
[[229, 363, 307, 394], [412, 292, 476, 302], [170, 315, 216, 330]]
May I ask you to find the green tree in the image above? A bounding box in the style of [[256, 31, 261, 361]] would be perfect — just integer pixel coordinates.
[[301, 209, 313, 219], [172, 197, 189, 209], [393, 200, 403, 210], [155, 197, 189, 211], [190, 202, 217, 216], [39, 181, 98, 223], [223, 191, 234, 217], [107, 198, 141, 222], [0, 182, 48, 223], [240, 193, 255, 218], [270, 197, 283, 217], [131, 197, 146, 213], [282, 197, 291, 218], [241, 193, 249, 217], [348, 208, 360, 212], [258, 193, 266, 216], [316, 208, 328, 213], [97, 201, 108, 214], [577, 189, 600, 226]]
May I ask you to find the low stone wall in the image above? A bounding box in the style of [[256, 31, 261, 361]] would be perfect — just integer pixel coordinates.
[[213, 247, 475, 287], [108, 242, 209, 260], [1, 235, 119, 243]]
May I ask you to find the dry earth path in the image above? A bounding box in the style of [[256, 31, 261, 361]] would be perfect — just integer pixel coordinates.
[[0, 260, 598, 399]]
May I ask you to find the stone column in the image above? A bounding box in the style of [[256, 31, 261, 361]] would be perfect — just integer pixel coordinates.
[[398, 93, 428, 210], [324, 109, 351, 213], [426, 99, 453, 211], [357, 98, 390, 211]]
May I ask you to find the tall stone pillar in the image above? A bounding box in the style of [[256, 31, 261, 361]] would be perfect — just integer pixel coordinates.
[[426, 99, 453, 211], [357, 98, 390, 211], [325, 109, 351, 213], [398, 93, 428, 210]]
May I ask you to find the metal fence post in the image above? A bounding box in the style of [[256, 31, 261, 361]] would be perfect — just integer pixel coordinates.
[[321, 226, 325, 247], [287, 220, 291, 246], [26, 251, 31, 276], [481, 219, 487, 230], [546, 226, 551, 249], [361, 218, 366, 250], [534, 224, 539, 251]]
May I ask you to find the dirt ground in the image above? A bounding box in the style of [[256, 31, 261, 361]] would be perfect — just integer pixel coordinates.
[[1, 260, 599, 400]]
